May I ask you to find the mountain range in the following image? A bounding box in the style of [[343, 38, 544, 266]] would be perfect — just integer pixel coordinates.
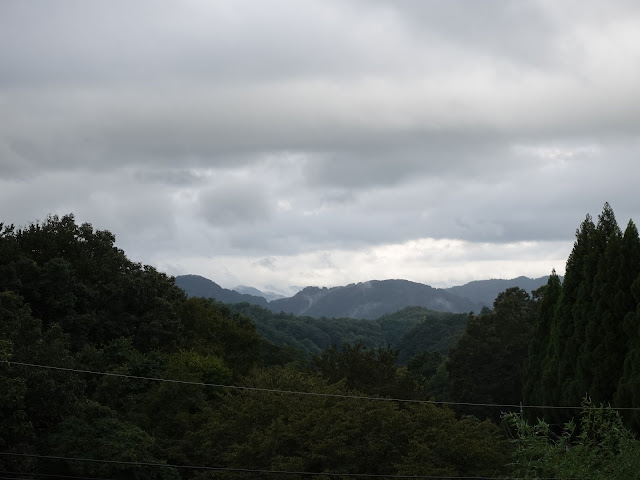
[[174, 274, 554, 319]]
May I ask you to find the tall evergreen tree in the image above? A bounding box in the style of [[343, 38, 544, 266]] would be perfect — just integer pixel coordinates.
[[576, 203, 622, 402], [586, 219, 640, 402], [541, 214, 595, 408], [522, 270, 561, 408], [616, 274, 640, 428], [530, 204, 640, 421], [448, 287, 537, 420]]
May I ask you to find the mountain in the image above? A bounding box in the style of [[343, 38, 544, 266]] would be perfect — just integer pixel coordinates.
[[234, 285, 286, 301], [267, 279, 483, 319], [175, 275, 269, 307], [444, 275, 557, 308], [227, 302, 467, 361], [175, 274, 554, 319]]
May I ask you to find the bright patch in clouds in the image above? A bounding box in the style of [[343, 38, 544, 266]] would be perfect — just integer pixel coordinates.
[[2, 0, 640, 291], [155, 238, 572, 293]]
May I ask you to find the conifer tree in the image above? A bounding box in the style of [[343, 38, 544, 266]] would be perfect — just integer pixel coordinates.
[[522, 270, 561, 407], [541, 214, 595, 408], [587, 219, 640, 402], [531, 204, 640, 420], [615, 273, 640, 428], [576, 203, 622, 402]]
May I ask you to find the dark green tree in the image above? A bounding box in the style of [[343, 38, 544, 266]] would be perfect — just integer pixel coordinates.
[[576, 203, 623, 402], [195, 366, 511, 479], [448, 287, 537, 419], [313, 343, 423, 399], [47, 401, 179, 479], [615, 274, 640, 428], [541, 213, 596, 408], [507, 399, 640, 479], [522, 270, 562, 408]]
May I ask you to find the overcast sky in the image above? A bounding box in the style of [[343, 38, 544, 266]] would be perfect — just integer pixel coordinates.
[[2, 0, 640, 294]]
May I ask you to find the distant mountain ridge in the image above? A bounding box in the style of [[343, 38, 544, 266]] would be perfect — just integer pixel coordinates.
[[234, 285, 286, 301], [267, 280, 482, 319], [174, 274, 554, 319], [175, 275, 269, 307], [444, 275, 559, 308]]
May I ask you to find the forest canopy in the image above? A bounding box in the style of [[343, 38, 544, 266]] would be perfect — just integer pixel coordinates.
[[3, 208, 640, 479], [0, 215, 509, 478]]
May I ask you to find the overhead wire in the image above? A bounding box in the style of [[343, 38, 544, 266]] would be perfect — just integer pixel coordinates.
[[3, 359, 638, 411], [0, 452, 585, 480], [0, 473, 114, 480], [0, 360, 601, 480]]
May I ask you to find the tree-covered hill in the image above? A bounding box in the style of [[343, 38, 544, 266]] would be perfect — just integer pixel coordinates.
[[234, 284, 287, 301], [444, 275, 558, 308], [4, 212, 640, 479], [266, 279, 483, 318], [175, 274, 269, 307], [391, 307, 469, 363], [225, 303, 468, 361], [177, 274, 554, 319], [176, 275, 485, 318], [0, 214, 514, 478]]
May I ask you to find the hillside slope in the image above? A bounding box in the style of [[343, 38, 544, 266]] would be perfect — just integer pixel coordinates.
[[175, 274, 269, 307], [267, 279, 482, 319], [444, 276, 555, 307]]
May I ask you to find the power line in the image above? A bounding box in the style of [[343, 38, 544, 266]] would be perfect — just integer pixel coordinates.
[[0, 473, 113, 480], [3, 359, 637, 411], [0, 452, 582, 480], [0, 472, 85, 480]]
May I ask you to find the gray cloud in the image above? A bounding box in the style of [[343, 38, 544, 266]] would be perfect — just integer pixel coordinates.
[[133, 168, 205, 186], [198, 181, 273, 227], [253, 257, 278, 271], [2, 0, 640, 290]]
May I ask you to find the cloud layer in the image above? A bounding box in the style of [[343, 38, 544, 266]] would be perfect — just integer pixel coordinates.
[[2, 0, 640, 292]]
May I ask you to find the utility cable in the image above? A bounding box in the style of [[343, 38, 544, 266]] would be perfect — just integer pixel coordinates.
[[0, 452, 584, 480], [0, 473, 113, 480], [3, 359, 638, 411]]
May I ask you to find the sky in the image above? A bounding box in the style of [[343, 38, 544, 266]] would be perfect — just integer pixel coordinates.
[[2, 0, 640, 295]]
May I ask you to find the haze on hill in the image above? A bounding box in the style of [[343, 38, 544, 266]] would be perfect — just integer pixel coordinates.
[[175, 274, 554, 318]]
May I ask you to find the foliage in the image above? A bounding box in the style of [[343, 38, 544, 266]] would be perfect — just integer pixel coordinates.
[[393, 308, 468, 362], [407, 350, 443, 380], [9, 208, 640, 478], [0, 213, 514, 478], [447, 287, 538, 420], [193, 367, 511, 479], [264, 279, 482, 319], [525, 204, 640, 428], [522, 271, 562, 408], [48, 401, 179, 480], [227, 302, 467, 362], [507, 399, 640, 479], [312, 343, 425, 399]]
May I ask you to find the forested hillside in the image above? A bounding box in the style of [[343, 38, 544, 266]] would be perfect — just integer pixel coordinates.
[[266, 280, 483, 318], [226, 303, 468, 360], [0, 215, 511, 478], [445, 275, 556, 308], [175, 274, 269, 307], [3, 211, 640, 479], [177, 277, 484, 319], [177, 274, 551, 317]]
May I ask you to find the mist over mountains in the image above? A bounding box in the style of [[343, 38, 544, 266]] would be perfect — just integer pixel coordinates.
[[233, 285, 286, 301], [175, 274, 554, 319], [174, 275, 269, 307]]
